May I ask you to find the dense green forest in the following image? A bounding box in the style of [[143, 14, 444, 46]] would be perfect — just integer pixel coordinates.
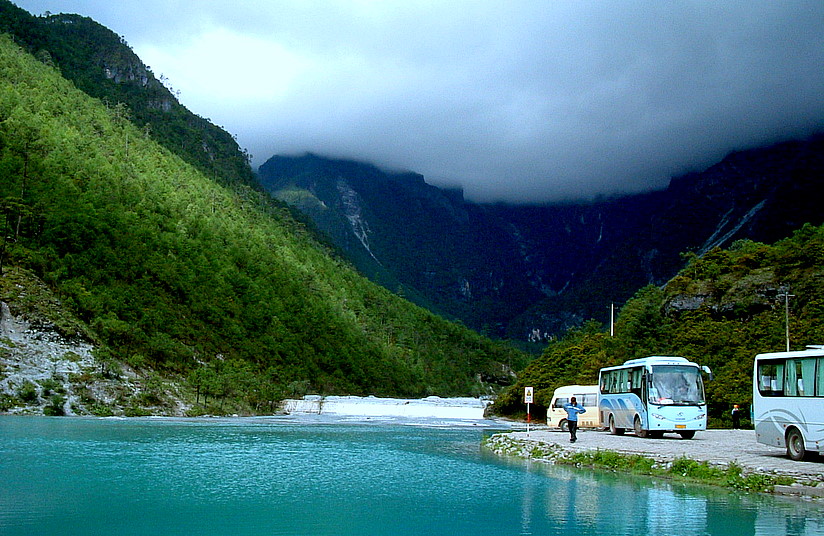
[[0, 34, 527, 414], [491, 224, 824, 426], [0, 1, 260, 193]]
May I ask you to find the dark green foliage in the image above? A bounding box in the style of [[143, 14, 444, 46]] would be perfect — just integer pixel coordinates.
[[0, 35, 525, 407], [0, 1, 258, 192], [16, 380, 37, 402], [492, 225, 824, 423], [43, 393, 65, 416]]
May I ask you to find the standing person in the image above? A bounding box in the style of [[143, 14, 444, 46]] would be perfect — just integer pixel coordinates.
[[563, 396, 586, 443], [731, 404, 741, 429]]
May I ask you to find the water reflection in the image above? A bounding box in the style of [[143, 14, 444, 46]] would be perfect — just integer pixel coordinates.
[[506, 453, 822, 536]]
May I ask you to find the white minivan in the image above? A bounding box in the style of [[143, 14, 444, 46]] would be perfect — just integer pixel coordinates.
[[548, 385, 601, 431]]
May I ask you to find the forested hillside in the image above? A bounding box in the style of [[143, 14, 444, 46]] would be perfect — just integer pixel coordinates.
[[0, 0, 259, 192], [0, 34, 526, 415], [491, 224, 824, 426]]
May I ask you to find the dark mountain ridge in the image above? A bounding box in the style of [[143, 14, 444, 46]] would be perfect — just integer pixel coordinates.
[[259, 134, 824, 341]]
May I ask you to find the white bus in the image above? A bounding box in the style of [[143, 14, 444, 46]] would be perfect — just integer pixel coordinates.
[[599, 356, 710, 439], [753, 346, 824, 461], [547, 385, 601, 431]]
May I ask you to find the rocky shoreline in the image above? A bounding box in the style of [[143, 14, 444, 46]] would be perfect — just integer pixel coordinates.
[[484, 428, 824, 500]]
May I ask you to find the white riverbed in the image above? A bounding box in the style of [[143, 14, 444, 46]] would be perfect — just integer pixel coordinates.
[[281, 395, 493, 420]]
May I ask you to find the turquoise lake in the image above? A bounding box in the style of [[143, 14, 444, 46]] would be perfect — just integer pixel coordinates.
[[1, 416, 822, 535]]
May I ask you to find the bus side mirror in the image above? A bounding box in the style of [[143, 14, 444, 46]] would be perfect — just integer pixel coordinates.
[[701, 366, 713, 381]]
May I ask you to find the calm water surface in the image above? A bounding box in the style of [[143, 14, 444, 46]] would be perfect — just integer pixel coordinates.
[[1, 416, 822, 535]]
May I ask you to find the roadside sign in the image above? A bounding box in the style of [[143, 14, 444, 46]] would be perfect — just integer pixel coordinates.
[[524, 387, 534, 404]]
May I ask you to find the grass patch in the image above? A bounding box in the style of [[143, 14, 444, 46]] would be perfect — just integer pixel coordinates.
[[557, 450, 793, 494], [566, 450, 658, 473]]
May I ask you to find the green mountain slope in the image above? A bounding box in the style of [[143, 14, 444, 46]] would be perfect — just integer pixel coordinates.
[[0, 34, 526, 412], [491, 225, 824, 425], [0, 0, 258, 192]]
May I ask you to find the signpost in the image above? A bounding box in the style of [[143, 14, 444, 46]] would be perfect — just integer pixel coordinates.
[[524, 387, 534, 435]]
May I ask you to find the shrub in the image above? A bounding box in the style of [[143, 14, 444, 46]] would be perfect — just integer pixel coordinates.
[[43, 394, 66, 416], [17, 381, 38, 402], [39, 377, 65, 396], [86, 402, 115, 417], [0, 393, 15, 411]]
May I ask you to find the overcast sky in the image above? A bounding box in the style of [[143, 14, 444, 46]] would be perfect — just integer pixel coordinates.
[[14, 1, 824, 203]]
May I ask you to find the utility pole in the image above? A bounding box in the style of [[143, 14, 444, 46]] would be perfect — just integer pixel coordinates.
[[779, 292, 795, 352], [608, 303, 615, 337]]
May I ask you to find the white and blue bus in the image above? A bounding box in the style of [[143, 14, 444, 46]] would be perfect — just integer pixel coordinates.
[[599, 356, 710, 439], [753, 346, 824, 461]]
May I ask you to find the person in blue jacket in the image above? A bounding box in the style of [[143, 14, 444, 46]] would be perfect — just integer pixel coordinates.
[[563, 396, 586, 443]]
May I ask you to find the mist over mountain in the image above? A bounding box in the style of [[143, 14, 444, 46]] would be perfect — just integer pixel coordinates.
[[259, 134, 824, 342], [14, 0, 824, 204]]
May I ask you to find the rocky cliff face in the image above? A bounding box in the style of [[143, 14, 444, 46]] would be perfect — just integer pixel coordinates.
[[0, 269, 186, 416], [1, 299, 99, 415], [258, 135, 824, 341]]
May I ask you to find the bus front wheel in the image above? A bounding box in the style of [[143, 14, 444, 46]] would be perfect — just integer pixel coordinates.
[[634, 416, 648, 438], [786, 428, 807, 461], [609, 415, 624, 435], [559, 419, 569, 432]]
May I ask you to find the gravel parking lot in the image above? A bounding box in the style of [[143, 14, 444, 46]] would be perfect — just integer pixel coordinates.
[[503, 428, 824, 486]]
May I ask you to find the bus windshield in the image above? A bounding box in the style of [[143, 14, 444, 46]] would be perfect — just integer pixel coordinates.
[[649, 365, 705, 405]]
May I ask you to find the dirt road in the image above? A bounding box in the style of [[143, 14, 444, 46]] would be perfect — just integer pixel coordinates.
[[491, 428, 824, 492]]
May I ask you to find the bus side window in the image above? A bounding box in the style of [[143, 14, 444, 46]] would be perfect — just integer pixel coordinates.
[[600, 372, 611, 394], [818, 357, 824, 397], [619, 370, 629, 393], [758, 361, 784, 396], [630, 367, 643, 397], [785, 359, 798, 396], [553, 397, 568, 409], [791, 358, 816, 397]]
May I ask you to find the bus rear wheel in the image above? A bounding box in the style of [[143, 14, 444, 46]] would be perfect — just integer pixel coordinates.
[[678, 430, 695, 439], [787, 428, 807, 461], [609, 415, 624, 435], [634, 416, 648, 438]]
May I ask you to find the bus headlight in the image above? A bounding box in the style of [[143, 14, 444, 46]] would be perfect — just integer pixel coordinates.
[[696, 413, 706, 420], [651, 413, 665, 420]]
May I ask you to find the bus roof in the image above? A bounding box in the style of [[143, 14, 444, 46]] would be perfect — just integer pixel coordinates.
[[551, 384, 598, 395], [755, 345, 824, 360], [601, 356, 695, 372]]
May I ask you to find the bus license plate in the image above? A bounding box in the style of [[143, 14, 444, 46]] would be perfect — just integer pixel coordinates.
[[675, 425, 686, 429]]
